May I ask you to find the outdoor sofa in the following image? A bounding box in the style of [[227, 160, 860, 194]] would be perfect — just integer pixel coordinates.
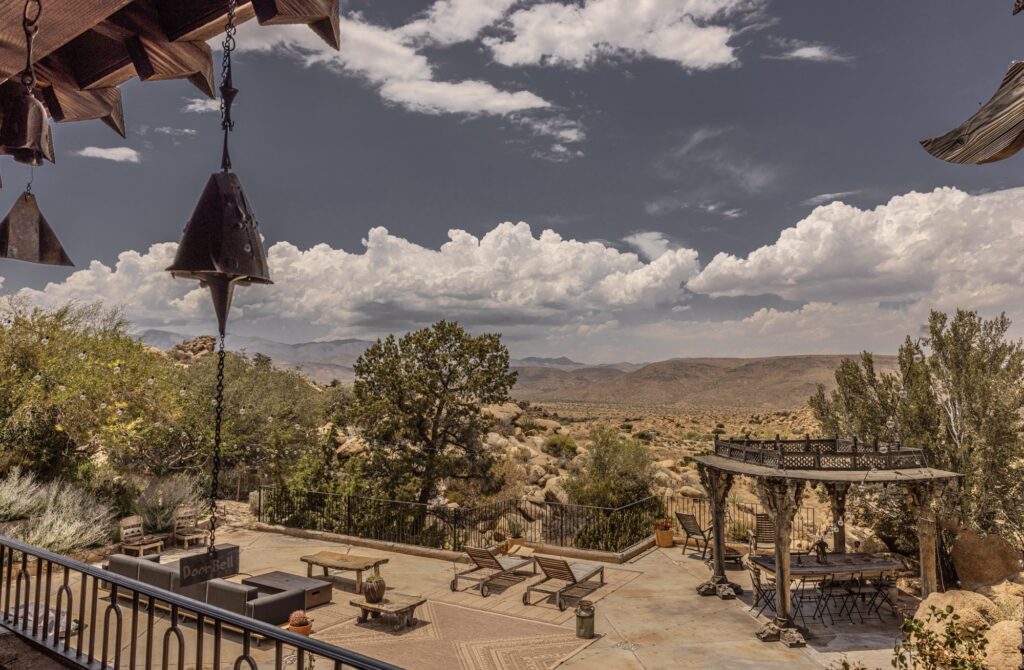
[[104, 553, 303, 626]]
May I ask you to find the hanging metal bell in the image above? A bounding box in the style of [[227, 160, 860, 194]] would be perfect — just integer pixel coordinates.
[[166, 171, 272, 336], [0, 190, 73, 266], [0, 87, 55, 166]]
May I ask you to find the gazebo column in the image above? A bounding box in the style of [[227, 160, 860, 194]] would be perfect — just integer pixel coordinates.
[[906, 482, 939, 598], [824, 482, 849, 554], [696, 463, 740, 598], [756, 477, 807, 647]]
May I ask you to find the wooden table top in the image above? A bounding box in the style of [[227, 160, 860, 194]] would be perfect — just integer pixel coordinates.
[[301, 552, 390, 571], [750, 553, 904, 577], [349, 593, 425, 613]]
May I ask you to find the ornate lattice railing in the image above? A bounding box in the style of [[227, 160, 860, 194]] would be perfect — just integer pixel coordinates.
[[713, 436, 927, 470]]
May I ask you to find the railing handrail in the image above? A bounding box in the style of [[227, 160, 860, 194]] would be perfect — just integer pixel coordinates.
[[0, 534, 402, 670]]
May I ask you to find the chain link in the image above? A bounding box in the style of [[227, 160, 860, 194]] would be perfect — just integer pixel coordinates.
[[21, 0, 41, 90], [209, 335, 226, 553], [219, 0, 238, 171]]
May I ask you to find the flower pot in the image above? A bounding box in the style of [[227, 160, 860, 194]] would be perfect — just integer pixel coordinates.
[[655, 528, 675, 548], [508, 537, 525, 547], [363, 578, 386, 604], [288, 621, 313, 636]]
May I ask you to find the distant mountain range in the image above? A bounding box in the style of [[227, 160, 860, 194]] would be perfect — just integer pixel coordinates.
[[137, 330, 892, 408]]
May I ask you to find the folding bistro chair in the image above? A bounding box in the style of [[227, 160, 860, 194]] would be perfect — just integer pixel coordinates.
[[675, 512, 713, 559], [451, 546, 535, 597], [524, 556, 604, 611], [744, 559, 776, 617]]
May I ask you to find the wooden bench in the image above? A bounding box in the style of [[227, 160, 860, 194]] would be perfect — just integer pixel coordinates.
[[300, 552, 389, 594], [118, 515, 167, 556]]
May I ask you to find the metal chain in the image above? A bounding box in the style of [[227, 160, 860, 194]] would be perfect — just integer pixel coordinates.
[[209, 335, 226, 553], [21, 0, 41, 90], [219, 0, 238, 171]]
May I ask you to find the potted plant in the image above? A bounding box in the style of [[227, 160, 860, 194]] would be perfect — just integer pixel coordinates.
[[287, 610, 314, 636], [654, 518, 675, 548], [363, 567, 386, 604], [507, 520, 525, 547]]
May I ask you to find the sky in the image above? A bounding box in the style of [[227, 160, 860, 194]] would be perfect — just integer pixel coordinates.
[[4, 0, 1024, 363]]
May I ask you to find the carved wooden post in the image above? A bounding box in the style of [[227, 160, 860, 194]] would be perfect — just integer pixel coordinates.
[[756, 477, 807, 647], [824, 482, 849, 554], [906, 482, 939, 598], [696, 463, 737, 598]]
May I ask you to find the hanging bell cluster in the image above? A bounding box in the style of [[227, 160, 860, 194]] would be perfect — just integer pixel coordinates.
[[0, 84, 55, 166], [166, 171, 271, 335]]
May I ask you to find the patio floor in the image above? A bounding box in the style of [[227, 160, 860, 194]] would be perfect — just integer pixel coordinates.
[[144, 527, 904, 669]]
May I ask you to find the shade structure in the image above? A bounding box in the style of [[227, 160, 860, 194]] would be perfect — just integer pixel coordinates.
[[921, 61, 1024, 164], [166, 171, 271, 335], [0, 190, 72, 266]]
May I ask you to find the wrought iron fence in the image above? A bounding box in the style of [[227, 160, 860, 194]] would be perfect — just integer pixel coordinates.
[[663, 495, 821, 545], [0, 535, 398, 670], [259, 488, 665, 554]]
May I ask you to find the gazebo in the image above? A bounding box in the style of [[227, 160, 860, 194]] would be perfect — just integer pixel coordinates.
[[692, 435, 960, 647]]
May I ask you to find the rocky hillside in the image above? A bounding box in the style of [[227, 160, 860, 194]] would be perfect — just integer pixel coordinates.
[[513, 355, 899, 409]]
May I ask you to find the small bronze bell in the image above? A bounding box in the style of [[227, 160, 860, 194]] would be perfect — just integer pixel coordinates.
[[0, 87, 55, 166], [0, 190, 73, 266], [166, 171, 272, 335]]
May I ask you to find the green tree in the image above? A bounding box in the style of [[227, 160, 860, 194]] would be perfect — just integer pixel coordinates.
[[810, 309, 1024, 545], [563, 426, 656, 508], [348, 321, 517, 504]]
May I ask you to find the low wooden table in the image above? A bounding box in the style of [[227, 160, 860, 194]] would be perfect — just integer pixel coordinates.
[[300, 552, 389, 594], [241, 571, 333, 609], [349, 593, 426, 632]]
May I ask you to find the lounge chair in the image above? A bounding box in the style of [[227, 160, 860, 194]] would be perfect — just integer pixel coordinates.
[[748, 513, 776, 556], [118, 515, 165, 556], [451, 546, 535, 597], [675, 512, 712, 559], [173, 507, 210, 548], [523, 556, 604, 611]]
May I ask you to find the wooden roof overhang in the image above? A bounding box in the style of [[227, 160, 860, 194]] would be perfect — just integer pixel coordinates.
[[690, 454, 960, 484], [0, 0, 339, 139]]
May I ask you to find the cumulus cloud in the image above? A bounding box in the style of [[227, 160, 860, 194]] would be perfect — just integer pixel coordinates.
[[485, 0, 757, 70], [399, 0, 519, 45], [180, 97, 220, 113], [765, 39, 852, 63], [72, 147, 141, 163], [624, 232, 673, 261], [800, 190, 863, 207], [18, 223, 700, 339]]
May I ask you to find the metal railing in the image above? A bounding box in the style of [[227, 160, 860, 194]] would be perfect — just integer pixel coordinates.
[[0, 535, 400, 670], [663, 495, 820, 545], [259, 488, 664, 554], [713, 436, 927, 470]]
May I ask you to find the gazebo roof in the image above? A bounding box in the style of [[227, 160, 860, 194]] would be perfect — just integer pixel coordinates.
[[0, 0, 339, 137], [692, 436, 960, 483]]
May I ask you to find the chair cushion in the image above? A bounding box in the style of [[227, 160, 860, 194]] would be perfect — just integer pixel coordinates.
[[107, 554, 142, 580], [205, 580, 258, 615], [137, 560, 177, 591]]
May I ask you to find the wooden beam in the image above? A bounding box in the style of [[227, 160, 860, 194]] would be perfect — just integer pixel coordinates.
[[0, 0, 134, 81], [54, 29, 135, 91], [824, 482, 848, 554], [111, 2, 216, 98], [35, 57, 126, 138], [152, 0, 257, 43], [906, 483, 940, 598], [252, 0, 339, 49]]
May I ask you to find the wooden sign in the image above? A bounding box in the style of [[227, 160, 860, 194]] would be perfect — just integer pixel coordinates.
[[179, 544, 239, 586]]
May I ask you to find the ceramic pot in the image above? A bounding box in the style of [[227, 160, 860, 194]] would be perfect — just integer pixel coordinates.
[[364, 578, 386, 604], [288, 621, 313, 636], [655, 528, 675, 548]]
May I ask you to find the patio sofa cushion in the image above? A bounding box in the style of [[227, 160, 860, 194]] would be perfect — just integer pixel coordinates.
[[107, 554, 143, 580], [137, 559, 177, 591], [205, 579, 258, 615], [247, 589, 306, 625]]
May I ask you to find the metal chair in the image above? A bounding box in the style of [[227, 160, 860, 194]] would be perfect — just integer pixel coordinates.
[[744, 559, 776, 617], [748, 513, 776, 556], [675, 512, 713, 559]]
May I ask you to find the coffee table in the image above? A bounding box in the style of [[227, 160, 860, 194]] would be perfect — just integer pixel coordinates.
[[242, 571, 333, 609], [300, 552, 389, 594], [349, 593, 426, 632]]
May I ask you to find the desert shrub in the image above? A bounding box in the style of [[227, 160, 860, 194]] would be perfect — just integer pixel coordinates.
[[512, 447, 532, 462], [136, 475, 203, 533], [894, 605, 989, 669], [563, 426, 656, 508], [727, 519, 752, 542], [88, 467, 142, 518], [542, 434, 577, 459], [518, 418, 543, 433], [15, 483, 114, 554], [0, 467, 47, 521], [711, 427, 726, 435], [634, 430, 657, 441]]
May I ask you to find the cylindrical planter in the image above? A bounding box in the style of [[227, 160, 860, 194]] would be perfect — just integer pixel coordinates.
[[363, 578, 386, 604], [575, 601, 595, 639], [655, 528, 675, 548]]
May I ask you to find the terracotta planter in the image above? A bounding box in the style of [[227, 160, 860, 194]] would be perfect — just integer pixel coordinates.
[[363, 578, 386, 604], [655, 528, 675, 548], [288, 621, 313, 636], [508, 537, 525, 547]]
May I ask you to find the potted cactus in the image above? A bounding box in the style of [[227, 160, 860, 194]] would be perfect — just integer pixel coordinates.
[[507, 520, 525, 548], [287, 610, 313, 636], [654, 518, 675, 548], [363, 566, 386, 604]]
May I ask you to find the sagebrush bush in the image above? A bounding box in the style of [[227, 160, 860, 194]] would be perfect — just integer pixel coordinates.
[[15, 483, 114, 554], [0, 467, 48, 522], [136, 475, 203, 532], [542, 434, 577, 459]]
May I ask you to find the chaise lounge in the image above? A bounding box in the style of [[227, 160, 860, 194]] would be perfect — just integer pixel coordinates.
[[524, 556, 604, 611], [451, 546, 535, 597]]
